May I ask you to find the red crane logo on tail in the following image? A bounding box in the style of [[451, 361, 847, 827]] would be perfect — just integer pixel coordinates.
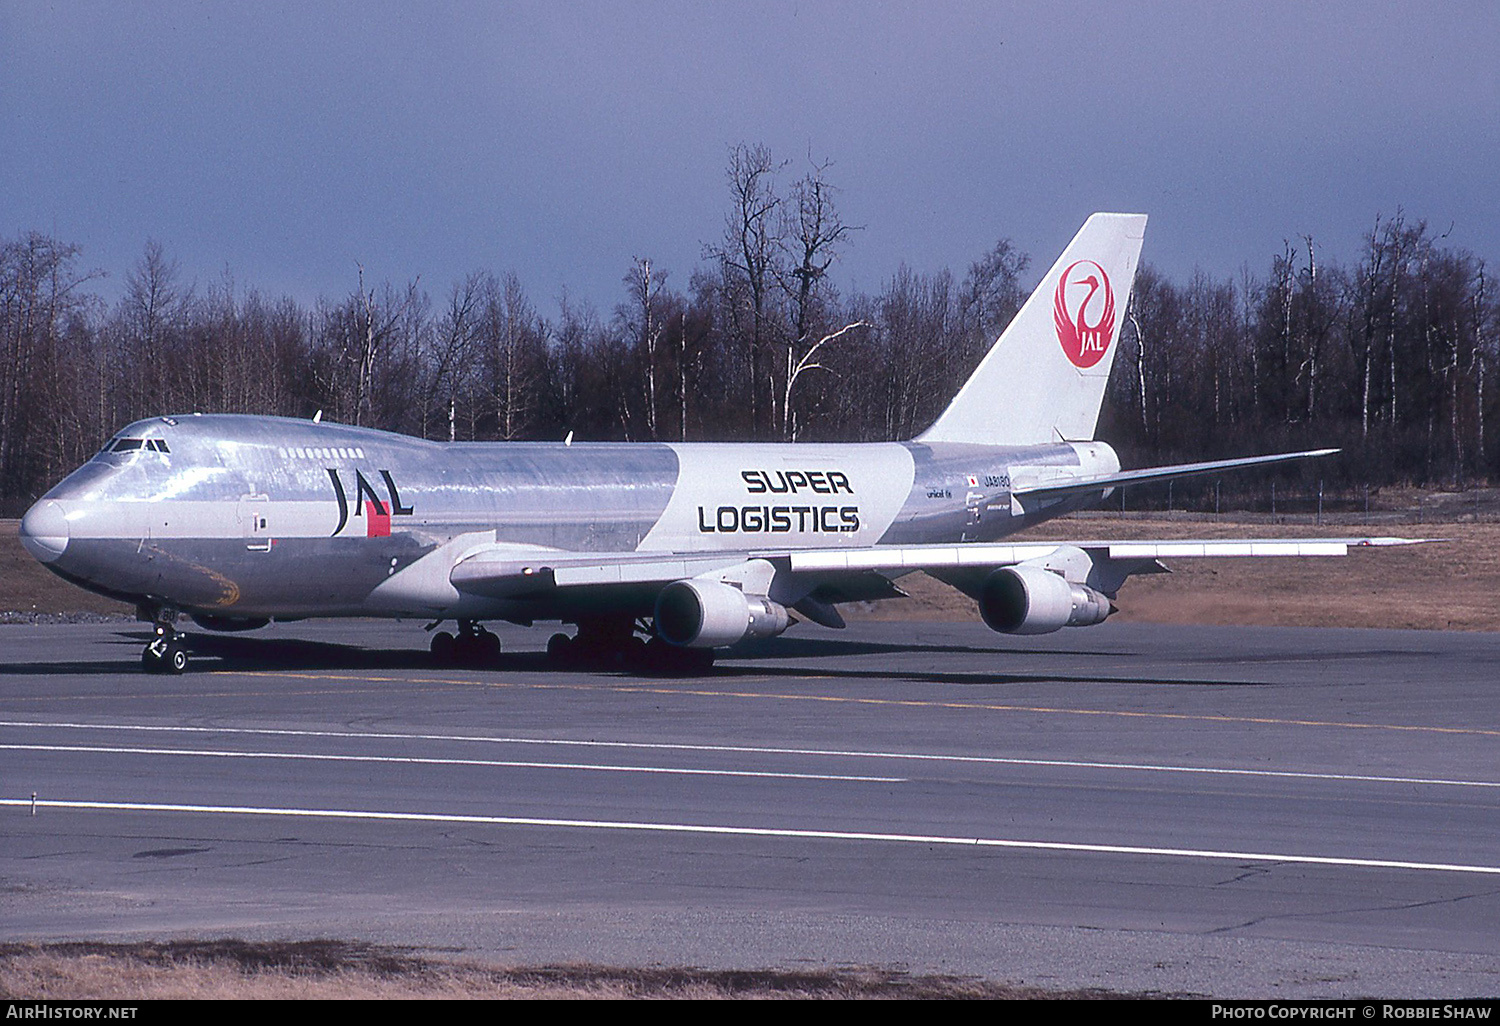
[[1054, 260, 1115, 369]]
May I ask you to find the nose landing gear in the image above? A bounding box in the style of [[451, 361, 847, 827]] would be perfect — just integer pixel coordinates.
[[141, 621, 189, 674]]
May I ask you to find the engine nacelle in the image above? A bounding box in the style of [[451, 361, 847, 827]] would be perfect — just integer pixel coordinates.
[[978, 564, 1112, 635], [655, 579, 791, 648]]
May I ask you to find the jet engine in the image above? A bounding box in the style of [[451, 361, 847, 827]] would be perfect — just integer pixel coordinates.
[[655, 579, 791, 648], [978, 564, 1112, 635]]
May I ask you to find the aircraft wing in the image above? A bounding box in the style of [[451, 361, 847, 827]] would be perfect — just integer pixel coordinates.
[[382, 531, 1430, 641], [448, 535, 1426, 603]]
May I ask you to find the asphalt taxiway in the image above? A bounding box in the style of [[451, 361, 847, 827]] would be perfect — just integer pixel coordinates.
[[3, 619, 1499, 997]]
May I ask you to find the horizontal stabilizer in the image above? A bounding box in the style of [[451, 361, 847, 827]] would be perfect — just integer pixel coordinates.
[[1013, 448, 1340, 502]]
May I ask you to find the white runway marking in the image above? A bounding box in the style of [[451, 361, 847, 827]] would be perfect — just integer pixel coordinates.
[[6, 796, 1500, 877], [4, 719, 1497, 792], [0, 743, 902, 784]]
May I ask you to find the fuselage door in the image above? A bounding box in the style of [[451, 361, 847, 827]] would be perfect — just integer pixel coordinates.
[[238, 493, 272, 552], [961, 474, 984, 540]]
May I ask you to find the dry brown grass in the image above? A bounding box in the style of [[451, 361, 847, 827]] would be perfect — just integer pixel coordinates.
[[0, 520, 132, 621], [0, 941, 1126, 1000]]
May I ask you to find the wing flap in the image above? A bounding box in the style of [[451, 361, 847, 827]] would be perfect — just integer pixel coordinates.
[[1108, 540, 1349, 558], [785, 536, 1425, 575], [786, 543, 1065, 572], [450, 550, 749, 595]]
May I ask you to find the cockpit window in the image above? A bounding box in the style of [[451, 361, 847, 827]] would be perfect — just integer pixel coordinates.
[[107, 438, 170, 453]]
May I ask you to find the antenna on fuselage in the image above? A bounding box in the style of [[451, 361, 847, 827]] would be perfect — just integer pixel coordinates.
[[563, 430, 573, 447], [313, 410, 323, 424]]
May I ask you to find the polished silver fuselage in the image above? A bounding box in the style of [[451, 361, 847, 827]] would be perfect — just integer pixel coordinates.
[[23, 414, 1118, 623]]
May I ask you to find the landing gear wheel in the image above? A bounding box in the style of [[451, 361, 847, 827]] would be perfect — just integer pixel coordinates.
[[548, 619, 647, 671], [477, 628, 501, 663], [436, 622, 501, 667], [459, 625, 500, 666], [547, 632, 574, 664], [141, 624, 188, 675]]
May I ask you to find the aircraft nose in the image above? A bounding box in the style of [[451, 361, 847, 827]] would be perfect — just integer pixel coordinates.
[[19, 499, 69, 563]]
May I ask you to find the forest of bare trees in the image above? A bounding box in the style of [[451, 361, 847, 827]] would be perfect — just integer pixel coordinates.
[[3, 145, 1496, 513]]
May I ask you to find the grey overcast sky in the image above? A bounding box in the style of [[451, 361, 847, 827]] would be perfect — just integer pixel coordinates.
[[4, 1, 1497, 312]]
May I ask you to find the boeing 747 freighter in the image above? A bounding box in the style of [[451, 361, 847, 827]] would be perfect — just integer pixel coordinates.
[[19, 214, 1413, 673]]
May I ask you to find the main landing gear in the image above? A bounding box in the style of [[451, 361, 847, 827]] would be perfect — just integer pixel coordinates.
[[547, 617, 714, 675], [141, 620, 189, 675], [429, 620, 502, 667]]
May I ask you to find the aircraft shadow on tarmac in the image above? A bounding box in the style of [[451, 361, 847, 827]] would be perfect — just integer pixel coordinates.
[[178, 630, 1140, 674], [0, 629, 1280, 689]]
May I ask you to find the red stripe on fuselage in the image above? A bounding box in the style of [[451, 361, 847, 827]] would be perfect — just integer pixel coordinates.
[[365, 500, 390, 537]]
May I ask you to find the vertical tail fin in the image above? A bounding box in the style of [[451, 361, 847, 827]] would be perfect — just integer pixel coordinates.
[[918, 212, 1146, 445]]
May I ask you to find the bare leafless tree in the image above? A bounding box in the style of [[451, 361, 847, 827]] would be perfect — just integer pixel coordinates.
[[775, 159, 862, 439], [709, 143, 786, 438], [483, 272, 544, 441], [622, 257, 668, 440]]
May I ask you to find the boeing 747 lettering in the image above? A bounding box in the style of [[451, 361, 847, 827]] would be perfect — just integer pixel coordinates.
[[18, 214, 1416, 673]]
